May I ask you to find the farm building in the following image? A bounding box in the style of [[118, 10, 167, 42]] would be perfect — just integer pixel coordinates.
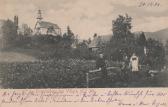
[[88, 34, 112, 51], [34, 10, 61, 36]]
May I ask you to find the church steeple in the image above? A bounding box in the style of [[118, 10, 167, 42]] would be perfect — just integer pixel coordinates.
[[14, 15, 18, 29], [36, 9, 43, 21]]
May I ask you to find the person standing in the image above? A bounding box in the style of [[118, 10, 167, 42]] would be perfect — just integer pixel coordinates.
[[121, 55, 129, 83], [129, 53, 139, 81], [96, 53, 107, 87]]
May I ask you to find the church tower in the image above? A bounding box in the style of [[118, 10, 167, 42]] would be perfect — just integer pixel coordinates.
[[14, 15, 18, 29], [36, 9, 43, 22], [34, 9, 61, 36]]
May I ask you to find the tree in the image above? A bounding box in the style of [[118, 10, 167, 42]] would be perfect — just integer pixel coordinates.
[[105, 14, 134, 61], [2, 19, 18, 48], [74, 40, 92, 59], [20, 24, 33, 36], [165, 40, 168, 55], [137, 32, 146, 46], [146, 38, 165, 70], [87, 37, 91, 44], [112, 14, 132, 40], [62, 26, 75, 48], [93, 33, 98, 38]]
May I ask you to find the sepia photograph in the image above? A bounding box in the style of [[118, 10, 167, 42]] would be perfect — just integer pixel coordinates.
[[0, 0, 168, 88]]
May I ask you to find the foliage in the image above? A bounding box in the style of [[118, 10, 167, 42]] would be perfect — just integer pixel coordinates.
[[105, 14, 134, 61], [2, 19, 18, 48], [146, 38, 165, 70], [137, 32, 146, 46], [112, 14, 132, 40], [1, 59, 167, 88], [165, 40, 168, 54], [74, 40, 96, 59], [20, 24, 33, 36], [62, 26, 75, 48], [0, 59, 96, 88], [104, 14, 165, 70]]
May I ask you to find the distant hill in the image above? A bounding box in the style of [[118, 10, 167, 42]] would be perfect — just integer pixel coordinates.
[[128, 28, 168, 45], [95, 28, 168, 45], [143, 28, 168, 45], [88, 34, 112, 49], [100, 34, 112, 42]]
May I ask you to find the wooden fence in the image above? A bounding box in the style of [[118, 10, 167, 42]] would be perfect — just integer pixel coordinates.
[[85, 65, 150, 88], [86, 66, 121, 88]]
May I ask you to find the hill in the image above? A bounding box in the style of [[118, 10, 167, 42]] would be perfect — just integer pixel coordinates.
[[144, 28, 168, 45]]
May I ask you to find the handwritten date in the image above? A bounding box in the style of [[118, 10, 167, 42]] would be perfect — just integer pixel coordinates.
[[138, 0, 160, 7]]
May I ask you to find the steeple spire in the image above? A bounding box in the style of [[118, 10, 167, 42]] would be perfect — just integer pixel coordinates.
[[36, 9, 43, 21]]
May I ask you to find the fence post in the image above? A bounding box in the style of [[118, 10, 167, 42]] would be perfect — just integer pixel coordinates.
[[86, 73, 89, 88]]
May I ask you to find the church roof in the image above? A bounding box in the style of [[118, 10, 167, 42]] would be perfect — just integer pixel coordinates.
[[37, 21, 60, 29]]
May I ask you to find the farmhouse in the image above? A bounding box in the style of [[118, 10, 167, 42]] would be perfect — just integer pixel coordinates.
[[88, 34, 111, 51], [34, 10, 61, 36]]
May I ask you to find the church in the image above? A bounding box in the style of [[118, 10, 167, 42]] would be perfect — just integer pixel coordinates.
[[34, 10, 61, 36]]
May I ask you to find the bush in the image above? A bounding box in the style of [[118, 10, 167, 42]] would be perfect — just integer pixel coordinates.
[[0, 59, 95, 88]]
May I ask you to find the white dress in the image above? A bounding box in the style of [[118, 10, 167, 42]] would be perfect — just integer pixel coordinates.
[[130, 55, 139, 72]]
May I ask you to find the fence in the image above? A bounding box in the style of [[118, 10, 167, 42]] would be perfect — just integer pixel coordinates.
[[86, 66, 121, 88], [85, 64, 151, 88]]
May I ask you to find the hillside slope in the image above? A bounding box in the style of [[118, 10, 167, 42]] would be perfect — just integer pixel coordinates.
[[144, 28, 168, 44]]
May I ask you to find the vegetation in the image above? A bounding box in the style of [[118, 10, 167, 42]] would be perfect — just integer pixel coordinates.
[[2, 19, 18, 48], [0, 14, 167, 88], [103, 14, 165, 70], [1, 14, 166, 69], [0, 59, 121, 88], [0, 60, 167, 88]]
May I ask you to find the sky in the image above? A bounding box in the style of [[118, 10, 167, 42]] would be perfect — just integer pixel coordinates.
[[0, 0, 168, 39]]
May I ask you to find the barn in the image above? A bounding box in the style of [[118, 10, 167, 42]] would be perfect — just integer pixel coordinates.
[[88, 34, 112, 51]]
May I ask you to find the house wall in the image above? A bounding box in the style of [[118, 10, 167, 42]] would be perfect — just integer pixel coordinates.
[[40, 28, 48, 35], [34, 22, 62, 36], [55, 28, 61, 35]]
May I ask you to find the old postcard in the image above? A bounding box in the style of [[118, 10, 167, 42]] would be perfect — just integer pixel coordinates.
[[0, 0, 168, 107]]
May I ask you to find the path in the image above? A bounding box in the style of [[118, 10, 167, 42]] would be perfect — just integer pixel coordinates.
[[0, 51, 37, 62]]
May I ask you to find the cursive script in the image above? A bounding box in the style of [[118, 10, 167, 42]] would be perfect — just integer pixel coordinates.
[[0, 89, 167, 107]]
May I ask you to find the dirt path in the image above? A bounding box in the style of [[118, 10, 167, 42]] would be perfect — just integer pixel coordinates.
[[0, 51, 37, 62]]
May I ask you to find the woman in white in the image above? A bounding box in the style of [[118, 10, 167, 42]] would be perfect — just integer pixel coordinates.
[[130, 53, 139, 72]]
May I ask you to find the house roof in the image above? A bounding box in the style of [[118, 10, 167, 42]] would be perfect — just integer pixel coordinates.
[[88, 34, 112, 48], [37, 21, 60, 29], [88, 36, 101, 48]]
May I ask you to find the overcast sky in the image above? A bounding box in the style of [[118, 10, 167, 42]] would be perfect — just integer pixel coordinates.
[[0, 0, 168, 39]]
